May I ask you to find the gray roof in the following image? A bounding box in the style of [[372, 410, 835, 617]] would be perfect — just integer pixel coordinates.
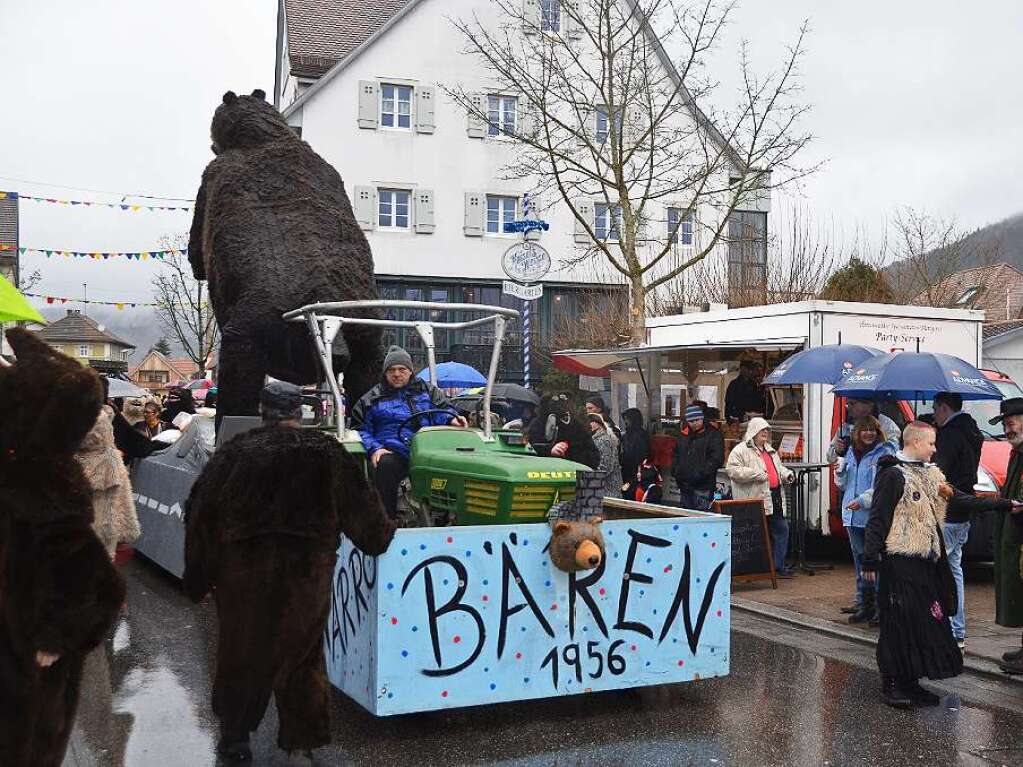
[[285, 0, 412, 78], [984, 319, 1023, 342], [34, 309, 135, 349]]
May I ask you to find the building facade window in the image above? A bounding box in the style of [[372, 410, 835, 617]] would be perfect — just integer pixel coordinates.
[[594, 203, 622, 241], [486, 195, 518, 234], [378, 189, 411, 229], [540, 0, 561, 32], [594, 106, 623, 145], [727, 210, 767, 291], [667, 207, 694, 246], [78, 344, 89, 358], [487, 95, 517, 137], [380, 84, 413, 129]]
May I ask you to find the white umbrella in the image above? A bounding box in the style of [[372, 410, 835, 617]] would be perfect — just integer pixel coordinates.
[[105, 376, 148, 399]]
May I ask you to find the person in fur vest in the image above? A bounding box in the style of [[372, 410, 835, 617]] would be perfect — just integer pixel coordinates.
[[184, 381, 396, 764], [726, 417, 795, 576], [863, 421, 963, 708], [76, 378, 140, 557], [0, 328, 126, 767]]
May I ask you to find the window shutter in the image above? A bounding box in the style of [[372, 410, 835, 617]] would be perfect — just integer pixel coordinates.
[[466, 93, 486, 139], [523, 0, 540, 34], [564, 0, 582, 40], [578, 107, 594, 148], [464, 191, 484, 236], [415, 189, 436, 233], [353, 186, 377, 230], [357, 81, 378, 129], [518, 100, 536, 140], [574, 199, 594, 244], [416, 86, 436, 134]]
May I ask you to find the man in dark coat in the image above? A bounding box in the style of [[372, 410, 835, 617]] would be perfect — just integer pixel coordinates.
[[184, 381, 396, 763], [932, 392, 984, 647], [673, 405, 725, 511], [188, 90, 382, 430], [0, 329, 125, 767], [725, 360, 766, 423], [990, 398, 1023, 673]]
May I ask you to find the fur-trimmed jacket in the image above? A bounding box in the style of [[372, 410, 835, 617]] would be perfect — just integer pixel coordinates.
[[183, 424, 396, 603], [863, 454, 948, 569], [76, 405, 140, 556]]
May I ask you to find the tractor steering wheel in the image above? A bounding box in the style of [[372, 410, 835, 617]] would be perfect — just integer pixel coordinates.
[[396, 408, 463, 445]]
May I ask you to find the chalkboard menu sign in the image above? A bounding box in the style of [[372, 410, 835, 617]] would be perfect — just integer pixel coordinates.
[[712, 498, 777, 588]]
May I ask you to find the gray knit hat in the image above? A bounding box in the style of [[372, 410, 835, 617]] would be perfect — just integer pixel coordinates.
[[383, 346, 414, 373]]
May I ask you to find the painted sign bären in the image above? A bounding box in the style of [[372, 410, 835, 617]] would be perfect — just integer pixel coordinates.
[[324, 516, 731, 715]]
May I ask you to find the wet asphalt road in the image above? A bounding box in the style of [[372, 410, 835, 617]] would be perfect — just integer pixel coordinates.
[[63, 558, 1023, 767]]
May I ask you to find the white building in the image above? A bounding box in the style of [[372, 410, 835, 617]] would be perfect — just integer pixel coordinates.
[[274, 0, 769, 382]]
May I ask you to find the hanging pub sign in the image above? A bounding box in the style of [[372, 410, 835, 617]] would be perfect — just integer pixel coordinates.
[[325, 516, 732, 715], [501, 240, 551, 283]]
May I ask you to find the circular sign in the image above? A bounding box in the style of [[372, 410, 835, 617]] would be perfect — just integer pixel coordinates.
[[502, 241, 551, 283]]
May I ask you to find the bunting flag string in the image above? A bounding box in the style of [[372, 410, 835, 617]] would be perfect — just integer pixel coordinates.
[[1, 191, 193, 212], [14, 246, 185, 261], [23, 292, 161, 310]]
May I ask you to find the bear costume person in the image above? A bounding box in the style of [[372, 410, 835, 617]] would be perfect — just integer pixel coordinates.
[[188, 89, 383, 429], [184, 381, 396, 762], [526, 393, 601, 470], [0, 328, 126, 767]]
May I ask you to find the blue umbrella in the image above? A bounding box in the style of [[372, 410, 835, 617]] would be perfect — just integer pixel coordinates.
[[831, 352, 1002, 401], [763, 344, 885, 386], [417, 361, 487, 389]]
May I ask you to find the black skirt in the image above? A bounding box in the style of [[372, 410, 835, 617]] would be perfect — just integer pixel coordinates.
[[876, 554, 963, 681]]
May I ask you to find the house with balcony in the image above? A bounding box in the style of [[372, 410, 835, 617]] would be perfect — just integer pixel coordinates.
[[32, 309, 135, 374], [273, 0, 770, 382]]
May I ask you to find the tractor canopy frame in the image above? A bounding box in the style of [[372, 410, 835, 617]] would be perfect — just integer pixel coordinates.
[[284, 300, 520, 441]]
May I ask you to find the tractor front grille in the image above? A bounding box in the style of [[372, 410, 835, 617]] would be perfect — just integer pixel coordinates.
[[429, 489, 457, 511], [464, 480, 500, 517], [510, 484, 575, 519]]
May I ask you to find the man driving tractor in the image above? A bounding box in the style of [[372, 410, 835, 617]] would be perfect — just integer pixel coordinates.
[[351, 346, 468, 518]]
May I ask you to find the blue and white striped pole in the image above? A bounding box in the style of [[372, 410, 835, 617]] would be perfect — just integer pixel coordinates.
[[523, 299, 531, 387]]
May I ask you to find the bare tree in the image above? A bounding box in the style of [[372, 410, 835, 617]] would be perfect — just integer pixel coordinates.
[[885, 207, 1003, 309], [152, 235, 219, 376], [450, 0, 815, 343]]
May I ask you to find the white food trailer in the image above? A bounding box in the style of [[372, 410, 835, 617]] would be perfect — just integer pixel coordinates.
[[554, 299, 986, 533]]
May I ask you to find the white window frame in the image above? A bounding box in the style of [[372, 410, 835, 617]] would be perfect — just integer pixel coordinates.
[[594, 203, 622, 241], [380, 84, 413, 130], [377, 188, 412, 230], [486, 195, 519, 235], [667, 207, 694, 246], [594, 105, 623, 145], [487, 95, 518, 137], [540, 0, 561, 33], [78, 344, 90, 357]]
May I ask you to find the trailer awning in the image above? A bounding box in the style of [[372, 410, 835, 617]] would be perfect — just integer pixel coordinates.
[[553, 338, 806, 376]]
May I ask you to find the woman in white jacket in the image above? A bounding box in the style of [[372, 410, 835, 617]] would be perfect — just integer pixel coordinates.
[[726, 417, 795, 576]]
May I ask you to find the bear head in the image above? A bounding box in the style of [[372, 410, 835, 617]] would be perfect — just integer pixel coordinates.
[[0, 328, 103, 458], [210, 88, 295, 154], [549, 517, 605, 573]]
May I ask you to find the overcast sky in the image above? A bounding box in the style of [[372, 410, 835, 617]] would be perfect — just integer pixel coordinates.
[[2, 0, 1021, 308]]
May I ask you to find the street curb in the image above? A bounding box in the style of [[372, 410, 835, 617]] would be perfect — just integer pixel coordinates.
[[731, 596, 1019, 684]]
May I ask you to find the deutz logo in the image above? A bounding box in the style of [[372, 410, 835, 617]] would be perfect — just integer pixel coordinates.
[[527, 470, 576, 480]]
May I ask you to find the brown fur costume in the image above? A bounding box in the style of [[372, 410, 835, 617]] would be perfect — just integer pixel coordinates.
[[188, 89, 383, 429], [184, 424, 395, 751], [0, 329, 126, 767]]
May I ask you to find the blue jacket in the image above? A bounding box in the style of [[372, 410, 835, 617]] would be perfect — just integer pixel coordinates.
[[836, 439, 896, 527], [351, 378, 455, 458]]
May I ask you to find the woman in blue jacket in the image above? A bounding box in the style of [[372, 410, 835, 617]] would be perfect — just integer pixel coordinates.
[[350, 347, 466, 518], [837, 415, 897, 625]]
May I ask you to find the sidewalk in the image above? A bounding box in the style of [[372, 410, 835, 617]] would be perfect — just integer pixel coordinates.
[[732, 561, 1022, 676]]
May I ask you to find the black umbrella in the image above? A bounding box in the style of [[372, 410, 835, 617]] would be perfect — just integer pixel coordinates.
[[452, 383, 540, 407]]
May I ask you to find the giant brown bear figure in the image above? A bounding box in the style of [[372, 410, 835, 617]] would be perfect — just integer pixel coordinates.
[[0, 329, 126, 767], [188, 89, 383, 426]]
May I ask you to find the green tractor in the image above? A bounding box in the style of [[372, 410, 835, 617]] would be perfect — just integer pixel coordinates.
[[283, 299, 588, 526]]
